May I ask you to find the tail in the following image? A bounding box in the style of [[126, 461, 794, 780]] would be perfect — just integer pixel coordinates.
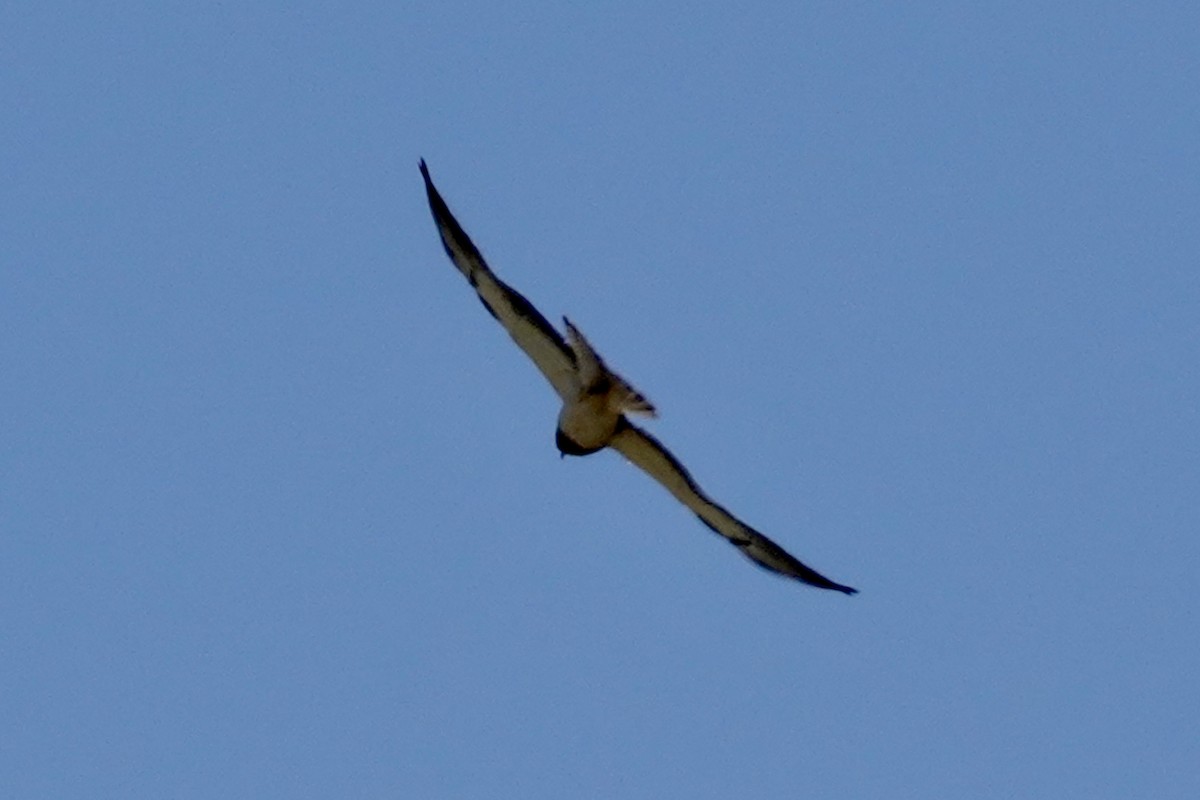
[[563, 317, 657, 418]]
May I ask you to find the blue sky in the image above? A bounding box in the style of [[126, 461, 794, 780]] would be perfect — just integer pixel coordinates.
[[3, 2, 1197, 797]]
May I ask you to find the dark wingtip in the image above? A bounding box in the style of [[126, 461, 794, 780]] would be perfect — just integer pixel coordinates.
[[818, 577, 858, 595], [419, 160, 452, 225]]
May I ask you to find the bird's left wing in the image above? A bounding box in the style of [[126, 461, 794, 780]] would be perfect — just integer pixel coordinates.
[[420, 160, 577, 400], [610, 421, 857, 594]]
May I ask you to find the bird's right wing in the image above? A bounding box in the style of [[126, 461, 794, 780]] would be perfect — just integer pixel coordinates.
[[610, 421, 857, 594], [420, 160, 577, 400]]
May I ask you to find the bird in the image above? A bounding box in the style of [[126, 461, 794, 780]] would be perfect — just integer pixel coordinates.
[[419, 160, 857, 595]]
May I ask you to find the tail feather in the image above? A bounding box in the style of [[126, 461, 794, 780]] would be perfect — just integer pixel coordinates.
[[563, 316, 657, 417]]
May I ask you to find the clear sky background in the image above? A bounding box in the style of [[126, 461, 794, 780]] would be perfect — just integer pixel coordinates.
[[3, 3, 1197, 797]]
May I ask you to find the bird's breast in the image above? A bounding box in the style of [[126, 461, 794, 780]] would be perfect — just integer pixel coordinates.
[[556, 395, 620, 451]]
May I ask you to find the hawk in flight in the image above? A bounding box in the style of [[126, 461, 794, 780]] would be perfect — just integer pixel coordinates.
[[420, 160, 857, 595]]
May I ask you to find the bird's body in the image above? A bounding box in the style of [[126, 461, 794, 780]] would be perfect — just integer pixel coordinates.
[[555, 317, 656, 455], [556, 394, 619, 455], [419, 159, 857, 595]]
